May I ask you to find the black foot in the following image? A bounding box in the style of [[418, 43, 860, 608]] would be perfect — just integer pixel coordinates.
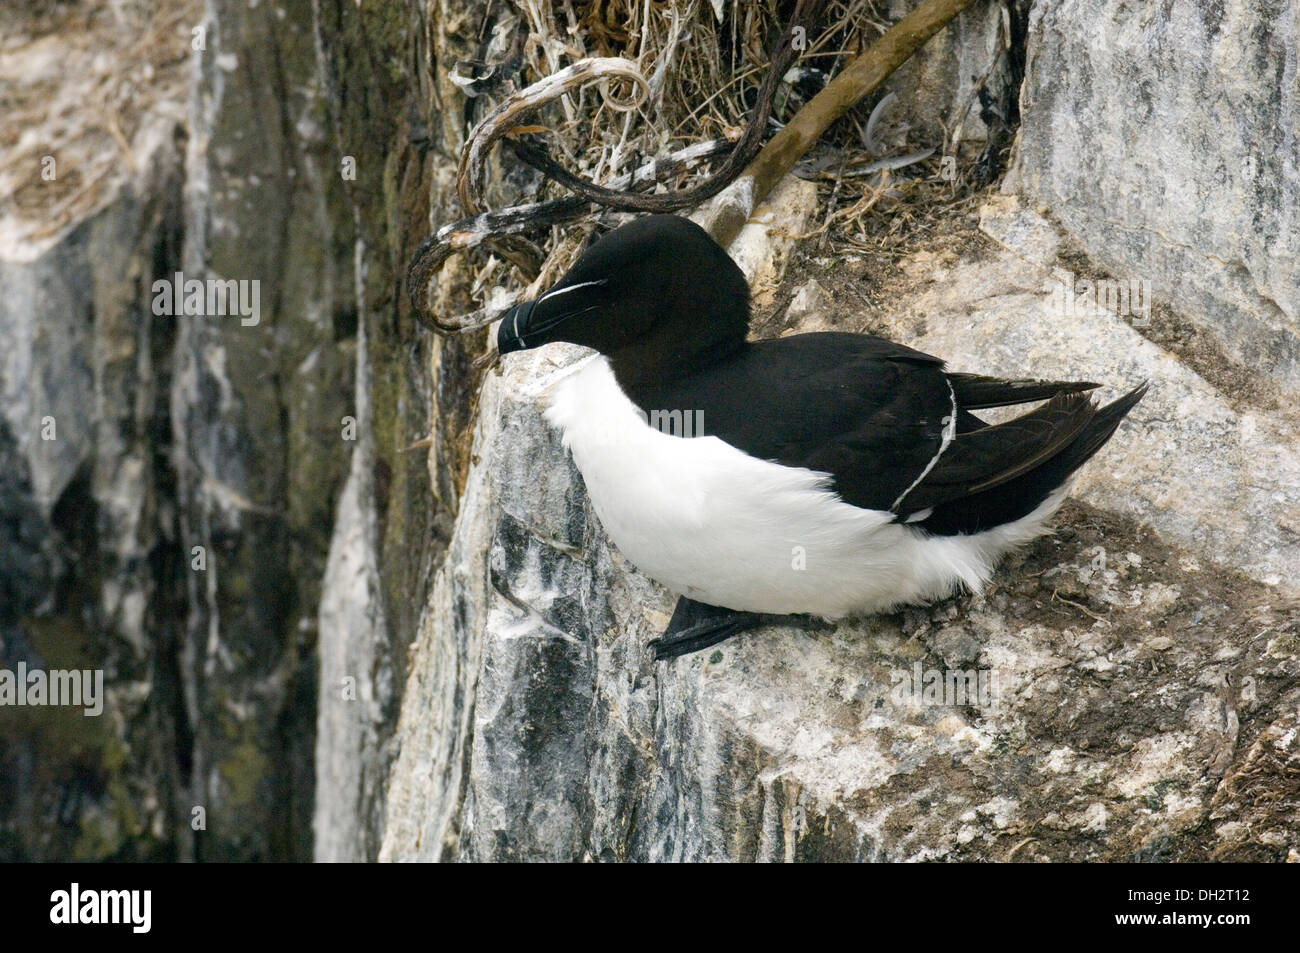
[[647, 598, 824, 660]]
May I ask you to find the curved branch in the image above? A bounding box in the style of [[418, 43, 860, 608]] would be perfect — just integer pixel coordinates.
[[457, 57, 651, 216]]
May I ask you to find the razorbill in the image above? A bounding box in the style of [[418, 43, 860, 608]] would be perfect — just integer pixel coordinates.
[[497, 215, 1147, 659]]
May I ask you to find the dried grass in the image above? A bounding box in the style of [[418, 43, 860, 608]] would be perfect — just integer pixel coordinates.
[[464, 0, 987, 306]]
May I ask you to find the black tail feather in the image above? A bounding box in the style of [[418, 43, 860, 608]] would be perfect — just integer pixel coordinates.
[[947, 372, 1100, 409], [916, 381, 1149, 536], [1042, 380, 1150, 477]]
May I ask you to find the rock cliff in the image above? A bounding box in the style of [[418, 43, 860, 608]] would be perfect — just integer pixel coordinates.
[[2, 0, 1296, 862]]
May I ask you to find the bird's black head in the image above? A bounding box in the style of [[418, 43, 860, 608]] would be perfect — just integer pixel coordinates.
[[497, 215, 751, 381]]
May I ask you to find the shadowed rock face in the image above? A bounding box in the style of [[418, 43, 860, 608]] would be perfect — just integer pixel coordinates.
[[0, 0, 448, 861], [0, 0, 492, 861], [0, 0, 350, 860]]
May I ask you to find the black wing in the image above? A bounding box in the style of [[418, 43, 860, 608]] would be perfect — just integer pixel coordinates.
[[621, 333, 953, 511], [618, 332, 1146, 535]]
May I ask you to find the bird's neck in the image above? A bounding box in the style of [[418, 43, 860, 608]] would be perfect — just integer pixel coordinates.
[[607, 338, 749, 419], [608, 304, 750, 389], [609, 335, 747, 390]]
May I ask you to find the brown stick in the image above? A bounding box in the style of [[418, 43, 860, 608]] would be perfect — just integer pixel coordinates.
[[700, 0, 981, 247]]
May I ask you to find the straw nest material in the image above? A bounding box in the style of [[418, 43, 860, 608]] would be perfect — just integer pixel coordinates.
[[443, 0, 1001, 326]]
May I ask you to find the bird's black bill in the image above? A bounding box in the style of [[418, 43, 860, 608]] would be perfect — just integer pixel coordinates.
[[497, 297, 600, 354], [497, 277, 609, 355], [497, 299, 536, 355]]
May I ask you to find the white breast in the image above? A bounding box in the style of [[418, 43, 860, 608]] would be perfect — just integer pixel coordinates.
[[543, 355, 1064, 617]]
